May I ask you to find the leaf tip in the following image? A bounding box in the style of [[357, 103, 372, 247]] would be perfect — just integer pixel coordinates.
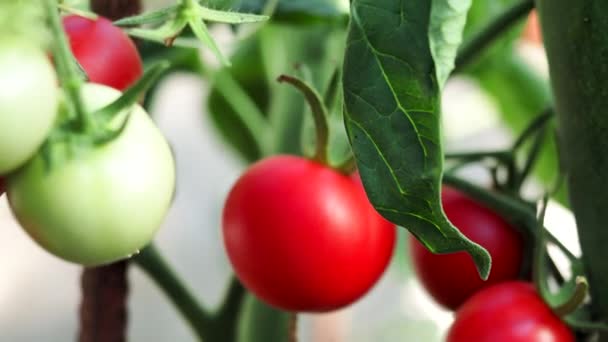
[[471, 245, 492, 280]]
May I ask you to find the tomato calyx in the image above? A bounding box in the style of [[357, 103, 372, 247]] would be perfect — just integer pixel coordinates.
[[112, 0, 268, 66], [42, 2, 169, 171], [277, 69, 356, 174], [278, 74, 330, 164], [41, 61, 169, 170]]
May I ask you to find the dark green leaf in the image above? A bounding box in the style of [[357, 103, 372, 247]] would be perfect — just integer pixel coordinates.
[[343, 0, 490, 279]]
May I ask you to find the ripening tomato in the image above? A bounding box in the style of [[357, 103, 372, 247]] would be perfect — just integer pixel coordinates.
[[7, 84, 175, 266], [447, 282, 575, 341], [0, 37, 58, 174], [63, 15, 143, 90], [409, 186, 524, 310], [222, 156, 396, 312]]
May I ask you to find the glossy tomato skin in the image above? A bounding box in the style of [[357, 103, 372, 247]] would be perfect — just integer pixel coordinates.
[[8, 84, 175, 266], [0, 37, 58, 174], [63, 15, 142, 91], [448, 282, 575, 342], [409, 186, 524, 310], [223, 156, 396, 312]]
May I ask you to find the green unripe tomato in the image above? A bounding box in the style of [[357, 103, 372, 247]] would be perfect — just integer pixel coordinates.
[[8, 84, 176, 266], [0, 37, 58, 174]]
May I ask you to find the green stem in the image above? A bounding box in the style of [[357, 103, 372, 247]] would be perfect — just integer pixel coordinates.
[[553, 276, 589, 317], [277, 74, 330, 164], [454, 0, 534, 72], [134, 245, 214, 340], [512, 108, 553, 151], [211, 70, 271, 157], [445, 150, 511, 163], [336, 154, 357, 174], [442, 173, 577, 262], [134, 244, 247, 342], [513, 126, 547, 190], [44, 0, 94, 133]]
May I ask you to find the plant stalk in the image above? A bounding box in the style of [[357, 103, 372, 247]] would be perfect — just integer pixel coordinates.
[[44, 0, 93, 133], [454, 0, 534, 72], [537, 0, 608, 337], [134, 244, 246, 342]]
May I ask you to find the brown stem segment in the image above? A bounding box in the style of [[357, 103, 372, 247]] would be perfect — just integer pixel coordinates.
[[288, 313, 298, 342], [90, 0, 142, 21], [78, 3, 141, 342], [79, 262, 129, 342]]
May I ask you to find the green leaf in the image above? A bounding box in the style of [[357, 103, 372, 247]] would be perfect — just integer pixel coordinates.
[[113, 4, 179, 26], [429, 0, 472, 88], [343, 0, 491, 279], [198, 5, 269, 23], [236, 0, 348, 22], [237, 294, 290, 342]]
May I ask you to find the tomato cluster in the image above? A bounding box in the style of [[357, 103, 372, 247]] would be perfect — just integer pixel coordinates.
[[222, 156, 396, 312], [0, 15, 175, 266], [409, 186, 524, 310], [408, 186, 574, 340]]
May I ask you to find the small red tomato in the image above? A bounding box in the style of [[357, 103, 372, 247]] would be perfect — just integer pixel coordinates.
[[63, 15, 143, 91], [447, 282, 575, 342], [409, 186, 524, 310], [222, 156, 396, 312]]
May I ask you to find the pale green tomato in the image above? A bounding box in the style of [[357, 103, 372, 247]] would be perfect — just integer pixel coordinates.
[[0, 37, 58, 174], [8, 84, 176, 266]]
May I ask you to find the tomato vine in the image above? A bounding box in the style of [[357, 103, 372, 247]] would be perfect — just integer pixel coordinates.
[[2, 0, 608, 341]]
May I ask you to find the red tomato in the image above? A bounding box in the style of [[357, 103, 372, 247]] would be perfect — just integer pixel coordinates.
[[447, 282, 574, 341], [222, 156, 396, 312], [409, 186, 524, 310], [63, 15, 142, 90]]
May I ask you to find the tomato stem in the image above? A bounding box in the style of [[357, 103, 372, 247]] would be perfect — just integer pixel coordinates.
[[134, 244, 246, 342], [442, 173, 577, 262], [44, 0, 96, 133], [210, 68, 271, 158], [554, 277, 589, 317], [277, 74, 330, 165], [336, 154, 357, 174], [454, 0, 534, 72]]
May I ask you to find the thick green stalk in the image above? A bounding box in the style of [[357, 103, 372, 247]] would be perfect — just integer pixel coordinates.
[[536, 0, 608, 329], [134, 245, 245, 341], [44, 0, 93, 133]]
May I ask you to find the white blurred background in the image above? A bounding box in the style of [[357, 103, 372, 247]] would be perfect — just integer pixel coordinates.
[[0, 8, 581, 342]]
